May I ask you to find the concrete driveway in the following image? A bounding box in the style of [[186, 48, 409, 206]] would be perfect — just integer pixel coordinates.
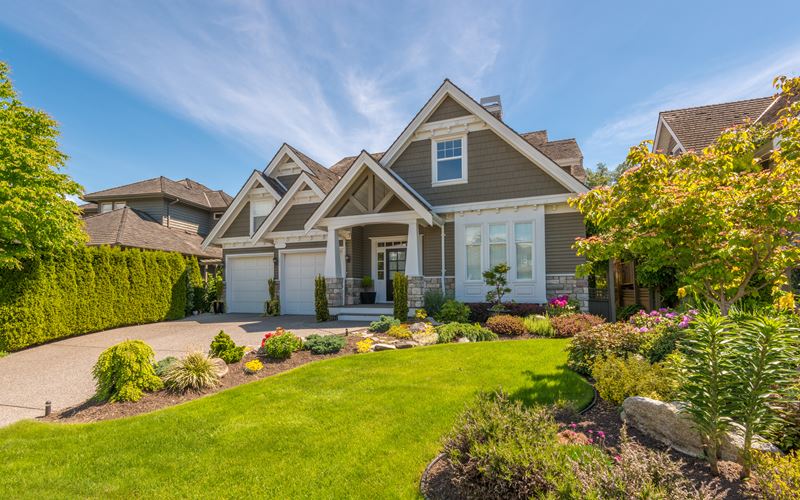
[[0, 314, 368, 428]]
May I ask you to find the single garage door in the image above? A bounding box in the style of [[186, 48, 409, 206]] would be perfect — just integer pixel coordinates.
[[283, 252, 326, 315], [227, 255, 273, 313]]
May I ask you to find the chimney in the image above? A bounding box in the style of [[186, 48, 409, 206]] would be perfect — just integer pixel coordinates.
[[480, 95, 502, 120]]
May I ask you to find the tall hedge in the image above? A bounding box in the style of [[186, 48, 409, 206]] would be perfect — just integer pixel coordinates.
[[0, 246, 187, 351]]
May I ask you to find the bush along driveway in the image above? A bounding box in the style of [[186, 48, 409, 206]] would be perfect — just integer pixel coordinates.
[[0, 339, 592, 498]]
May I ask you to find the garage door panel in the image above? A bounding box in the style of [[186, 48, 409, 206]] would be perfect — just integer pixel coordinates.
[[227, 255, 272, 313], [283, 252, 325, 315]]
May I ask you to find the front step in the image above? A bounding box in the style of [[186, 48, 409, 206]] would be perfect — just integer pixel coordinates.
[[331, 306, 417, 323]]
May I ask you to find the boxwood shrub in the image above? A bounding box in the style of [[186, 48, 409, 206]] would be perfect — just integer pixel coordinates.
[[303, 334, 346, 354]]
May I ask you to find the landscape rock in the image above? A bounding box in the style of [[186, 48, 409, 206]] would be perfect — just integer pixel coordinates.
[[457, 337, 471, 343], [622, 396, 780, 461], [408, 322, 429, 333], [396, 341, 418, 349], [373, 343, 396, 351]]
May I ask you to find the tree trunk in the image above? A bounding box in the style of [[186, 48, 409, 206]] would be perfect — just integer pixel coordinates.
[[741, 429, 753, 478]]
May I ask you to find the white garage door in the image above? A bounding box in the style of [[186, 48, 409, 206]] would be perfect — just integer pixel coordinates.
[[227, 255, 273, 313], [283, 252, 326, 315]]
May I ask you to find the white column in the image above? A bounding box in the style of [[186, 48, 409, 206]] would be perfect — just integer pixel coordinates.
[[405, 221, 420, 276], [324, 227, 342, 278]]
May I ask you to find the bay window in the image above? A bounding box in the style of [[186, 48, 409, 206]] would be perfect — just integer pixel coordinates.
[[488, 223, 508, 268], [514, 222, 533, 280], [465, 225, 482, 280]]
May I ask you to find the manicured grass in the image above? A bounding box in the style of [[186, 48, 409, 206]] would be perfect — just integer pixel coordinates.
[[0, 339, 591, 499]]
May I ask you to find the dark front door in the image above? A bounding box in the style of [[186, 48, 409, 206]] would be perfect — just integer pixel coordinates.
[[386, 248, 406, 301]]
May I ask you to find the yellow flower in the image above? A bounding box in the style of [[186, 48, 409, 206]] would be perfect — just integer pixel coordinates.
[[776, 292, 795, 311], [415, 308, 428, 320], [356, 338, 374, 354], [676, 287, 687, 299], [244, 359, 263, 374]]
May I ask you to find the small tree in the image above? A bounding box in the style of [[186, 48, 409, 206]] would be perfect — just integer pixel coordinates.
[[315, 275, 329, 322], [572, 76, 800, 315], [0, 61, 86, 269], [264, 278, 280, 316], [483, 263, 511, 307], [393, 272, 408, 321], [185, 257, 204, 315]]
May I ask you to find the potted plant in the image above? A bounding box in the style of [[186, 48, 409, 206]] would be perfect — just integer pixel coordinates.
[[360, 275, 376, 304]]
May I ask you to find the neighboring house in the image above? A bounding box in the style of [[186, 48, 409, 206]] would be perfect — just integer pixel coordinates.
[[203, 80, 589, 318], [80, 177, 232, 265]]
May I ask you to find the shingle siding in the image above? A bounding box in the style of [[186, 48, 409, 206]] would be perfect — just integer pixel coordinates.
[[127, 198, 166, 223], [222, 202, 251, 238], [426, 96, 470, 123], [421, 222, 454, 276], [273, 203, 320, 232], [350, 224, 407, 278], [168, 203, 212, 235], [545, 212, 586, 274], [391, 129, 569, 206]]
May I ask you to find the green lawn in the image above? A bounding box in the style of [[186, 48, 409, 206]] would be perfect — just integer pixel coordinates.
[[0, 339, 592, 499]]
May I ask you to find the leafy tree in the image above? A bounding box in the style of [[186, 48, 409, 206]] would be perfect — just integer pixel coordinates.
[[0, 61, 85, 269], [585, 162, 631, 188], [572, 76, 800, 314], [482, 263, 511, 306]]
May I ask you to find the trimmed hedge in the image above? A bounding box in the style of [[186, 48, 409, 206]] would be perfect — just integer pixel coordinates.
[[467, 302, 547, 323], [0, 246, 188, 351]]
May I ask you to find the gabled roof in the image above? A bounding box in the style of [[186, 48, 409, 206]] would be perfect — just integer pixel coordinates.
[[83, 176, 233, 211], [328, 152, 384, 177], [263, 144, 339, 193], [249, 173, 326, 243], [657, 96, 775, 152], [379, 79, 588, 194], [83, 207, 221, 259]]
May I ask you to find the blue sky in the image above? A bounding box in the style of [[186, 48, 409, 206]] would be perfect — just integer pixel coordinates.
[[1, 1, 799, 197]]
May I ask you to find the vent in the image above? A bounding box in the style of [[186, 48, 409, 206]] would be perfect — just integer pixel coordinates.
[[480, 95, 502, 120]]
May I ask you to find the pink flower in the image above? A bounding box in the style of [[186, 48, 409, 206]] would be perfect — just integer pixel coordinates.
[[597, 431, 605, 439], [614, 455, 621, 463]]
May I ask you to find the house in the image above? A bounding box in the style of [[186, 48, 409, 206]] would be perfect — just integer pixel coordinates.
[[80, 177, 232, 266], [202, 80, 589, 318]]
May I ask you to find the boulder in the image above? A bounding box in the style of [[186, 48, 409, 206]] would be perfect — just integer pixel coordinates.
[[621, 396, 780, 461], [396, 341, 418, 349], [457, 337, 471, 343], [373, 343, 397, 351]]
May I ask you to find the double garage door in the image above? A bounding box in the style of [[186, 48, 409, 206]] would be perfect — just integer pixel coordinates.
[[226, 252, 325, 315]]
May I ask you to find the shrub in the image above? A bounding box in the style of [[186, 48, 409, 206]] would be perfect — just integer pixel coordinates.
[[546, 294, 579, 316], [209, 331, 245, 364], [486, 314, 527, 336], [423, 289, 448, 318], [0, 246, 188, 352], [185, 256, 205, 314], [629, 308, 696, 362], [303, 334, 346, 354], [153, 356, 178, 377], [774, 378, 800, 452], [482, 263, 511, 305], [505, 302, 547, 317], [386, 324, 412, 339], [617, 303, 644, 321], [750, 450, 800, 499], [314, 275, 329, 322], [356, 337, 373, 353], [465, 302, 546, 323], [369, 315, 400, 333], [437, 299, 470, 323], [550, 313, 605, 338], [410, 323, 438, 345], [162, 351, 225, 393], [393, 272, 408, 320], [591, 354, 677, 405], [523, 315, 555, 336], [259, 331, 302, 360], [436, 322, 497, 343], [567, 323, 645, 375], [264, 278, 280, 316], [92, 340, 163, 402], [243, 359, 263, 374]]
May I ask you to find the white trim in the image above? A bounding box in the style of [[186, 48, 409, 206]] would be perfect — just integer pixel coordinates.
[[432, 193, 576, 214], [264, 144, 315, 178], [250, 173, 325, 244], [319, 211, 419, 230], [431, 133, 468, 186], [202, 171, 281, 249], [653, 116, 685, 154], [371, 236, 409, 303], [380, 80, 588, 194], [412, 114, 488, 141], [304, 151, 437, 231]]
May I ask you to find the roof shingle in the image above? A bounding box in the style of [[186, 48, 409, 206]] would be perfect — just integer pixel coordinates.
[[83, 177, 232, 211]]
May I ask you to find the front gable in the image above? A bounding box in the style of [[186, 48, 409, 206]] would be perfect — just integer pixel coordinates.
[[328, 169, 411, 217], [249, 172, 326, 242], [426, 96, 470, 123]]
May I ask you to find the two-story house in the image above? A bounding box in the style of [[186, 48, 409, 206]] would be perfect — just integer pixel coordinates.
[[202, 80, 589, 318], [80, 177, 232, 265]]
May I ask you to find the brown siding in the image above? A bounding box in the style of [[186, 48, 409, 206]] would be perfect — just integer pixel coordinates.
[[350, 224, 407, 277], [421, 222, 454, 276], [127, 198, 166, 223], [168, 202, 211, 235], [426, 96, 470, 123], [545, 212, 586, 274], [273, 203, 320, 232], [276, 174, 300, 189], [222, 202, 250, 238], [391, 129, 568, 206]]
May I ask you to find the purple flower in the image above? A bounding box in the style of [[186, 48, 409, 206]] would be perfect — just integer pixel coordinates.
[[665, 312, 676, 319], [650, 310, 660, 317], [638, 327, 649, 333], [569, 423, 577, 429], [659, 308, 668, 313], [678, 320, 689, 328], [597, 431, 605, 439], [688, 309, 699, 315]]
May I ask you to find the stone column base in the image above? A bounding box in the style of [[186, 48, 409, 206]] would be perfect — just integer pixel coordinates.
[[325, 278, 344, 308], [546, 274, 589, 312]]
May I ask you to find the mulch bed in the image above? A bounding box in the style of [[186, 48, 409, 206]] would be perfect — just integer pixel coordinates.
[[41, 335, 363, 424], [421, 399, 751, 500]]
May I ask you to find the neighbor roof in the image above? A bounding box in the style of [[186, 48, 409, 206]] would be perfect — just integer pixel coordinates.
[[83, 177, 233, 211], [659, 96, 775, 152], [83, 207, 222, 259]]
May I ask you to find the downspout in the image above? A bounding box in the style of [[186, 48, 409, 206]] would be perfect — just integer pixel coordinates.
[[440, 223, 446, 293]]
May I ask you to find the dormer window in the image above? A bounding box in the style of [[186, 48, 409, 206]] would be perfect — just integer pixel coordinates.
[[251, 199, 274, 234], [432, 135, 467, 186]]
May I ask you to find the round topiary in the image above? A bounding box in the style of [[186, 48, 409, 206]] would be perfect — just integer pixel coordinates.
[[92, 340, 163, 402], [485, 314, 527, 336]]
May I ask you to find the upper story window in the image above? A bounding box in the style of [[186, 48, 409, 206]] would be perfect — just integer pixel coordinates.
[[251, 199, 274, 233], [432, 135, 467, 186], [213, 212, 223, 220]]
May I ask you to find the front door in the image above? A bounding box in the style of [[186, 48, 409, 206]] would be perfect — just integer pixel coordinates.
[[386, 248, 406, 301]]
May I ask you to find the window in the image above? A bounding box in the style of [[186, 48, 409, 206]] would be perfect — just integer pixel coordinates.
[[251, 199, 274, 233], [465, 225, 482, 280], [213, 212, 223, 220], [100, 202, 113, 213], [514, 222, 533, 280], [488, 223, 508, 268], [377, 252, 385, 280], [433, 136, 467, 184]]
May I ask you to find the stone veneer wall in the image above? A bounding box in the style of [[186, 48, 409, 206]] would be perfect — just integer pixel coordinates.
[[325, 278, 344, 308], [408, 276, 456, 308], [344, 278, 363, 306], [546, 274, 589, 312]]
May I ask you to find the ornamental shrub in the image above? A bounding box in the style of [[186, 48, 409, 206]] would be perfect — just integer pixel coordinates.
[[436, 322, 497, 343], [546, 294, 579, 316], [550, 313, 605, 338], [386, 324, 412, 339], [260, 331, 302, 360], [303, 334, 346, 354], [209, 330, 245, 364], [524, 315, 555, 336], [0, 246, 188, 351], [153, 356, 178, 377], [750, 450, 800, 499], [567, 323, 645, 375], [486, 314, 527, 335], [423, 289, 448, 318], [591, 354, 677, 405], [369, 315, 400, 333], [393, 272, 408, 320], [314, 275, 329, 322], [264, 278, 280, 316], [437, 299, 470, 323], [92, 340, 163, 402], [356, 337, 374, 353], [162, 351, 225, 393]]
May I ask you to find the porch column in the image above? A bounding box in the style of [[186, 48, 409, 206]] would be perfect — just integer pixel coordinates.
[[324, 226, 342, 278], [405, 221, 421, 276]]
